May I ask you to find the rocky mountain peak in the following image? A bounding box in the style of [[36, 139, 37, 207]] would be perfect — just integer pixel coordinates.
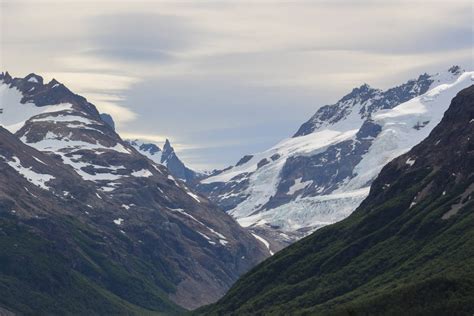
[[126, 138, 202, 183], [340, 82, 380, 103], [0, 71, 12, 82], [163, 138, 173, 153], [47, 78, 61, 87], [1, 71, 100, 119], [24, 73, 44, 85], [1, 71, 269, 311], [293, 70, 442, 137], [161, 138, 179, 162], [355, 82, 376, 94], [448, 65, 463, 75]]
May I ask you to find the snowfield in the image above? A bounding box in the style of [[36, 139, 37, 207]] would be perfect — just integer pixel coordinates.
[[201, 68, 473, 238]]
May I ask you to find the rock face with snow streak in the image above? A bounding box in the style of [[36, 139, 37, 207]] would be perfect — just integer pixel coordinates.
[[127, 138, 201, 183], [0, 72, 268, 312], [197, 66, 473, 250]]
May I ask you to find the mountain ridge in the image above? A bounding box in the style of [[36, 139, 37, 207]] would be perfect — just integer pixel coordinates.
[[197, 66, 472, 251], [0, 71, 269, 312], [197, 83, 474, 316], [127, 138, 201, 183]]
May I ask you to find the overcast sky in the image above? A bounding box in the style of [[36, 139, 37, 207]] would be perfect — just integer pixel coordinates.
[[1, 0, 472, 169]]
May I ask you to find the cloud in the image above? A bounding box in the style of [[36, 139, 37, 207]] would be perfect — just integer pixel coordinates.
[[85, 95, 138, 125], [85, 13, 203, 63], [2, 0, 471, 169], [41, 72, 139, 125], [42, 72, 139, 92], [118, 132, 167, 144]]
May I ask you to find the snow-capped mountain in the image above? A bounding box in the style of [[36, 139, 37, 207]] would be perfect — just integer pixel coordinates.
[[127, 138, 201, 183], [0, 71, 268, 311], [197, 66, 473, 251], [200, 83, 474, 316]]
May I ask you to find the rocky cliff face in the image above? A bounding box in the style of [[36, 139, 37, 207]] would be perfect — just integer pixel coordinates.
[[197, 67, 472, 251], [0, 72, 268, 313]]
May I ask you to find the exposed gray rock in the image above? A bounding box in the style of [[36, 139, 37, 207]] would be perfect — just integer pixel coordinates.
[[236, 155, 253, 166], [99, 113, 115, 130]]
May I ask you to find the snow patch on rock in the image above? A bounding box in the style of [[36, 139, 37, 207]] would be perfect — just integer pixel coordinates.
[[2, 155, 55, 190]]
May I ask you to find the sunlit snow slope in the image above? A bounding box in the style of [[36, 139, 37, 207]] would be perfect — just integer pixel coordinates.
[[198, 66, 473, 249]]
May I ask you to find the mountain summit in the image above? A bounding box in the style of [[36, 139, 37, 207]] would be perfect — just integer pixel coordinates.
[[127, 138, 201, 183], [197, 67, 472, 250], [198, 83, 474, 316], [293, 72, 435, 137], [0, 72, 268, 313]]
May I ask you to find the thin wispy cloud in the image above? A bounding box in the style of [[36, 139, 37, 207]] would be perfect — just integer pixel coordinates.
[[42, 72, 140, 126]]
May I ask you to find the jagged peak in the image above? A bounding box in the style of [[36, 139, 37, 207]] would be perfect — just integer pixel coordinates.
[[293, 67, 447, 138], [340, 82, 379, 102], [448, 65, 463, 75], [352, 83, 376, 94], [359, 83, 372, 90], [1, 71, 101, 116], [48, 78, 61, 86], [126, 138, 199, 183], [0, 71, 12, 82], [24, 73, 44, 84], [163, 138, 173, 152], [416, 72, 431, 80]]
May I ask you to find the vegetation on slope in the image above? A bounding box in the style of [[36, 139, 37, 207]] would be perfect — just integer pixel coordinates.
[[0, 213, 183, 315]]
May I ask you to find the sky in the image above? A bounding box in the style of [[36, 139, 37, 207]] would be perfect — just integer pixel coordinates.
[[1, 0, 472, 170]]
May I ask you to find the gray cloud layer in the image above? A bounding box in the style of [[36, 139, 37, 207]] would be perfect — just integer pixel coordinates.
[[86, 13, 200, 62], [1, 0, 472, 169]]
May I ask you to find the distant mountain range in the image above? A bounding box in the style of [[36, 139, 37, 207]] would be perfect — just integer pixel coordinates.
[[196, 66, 473, 252], [1, 66, 472, 315], [127, 138, 202, 183], [0, 71, 268, 314], [197, 83, 474, 316]]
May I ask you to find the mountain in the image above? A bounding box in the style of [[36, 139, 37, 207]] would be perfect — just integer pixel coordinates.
[[0, 72, 269, 313], [127, 138, 201, 183], [197, 66, 472, 251], [0, 125, 183, 315], [197, 84, 474, 315]]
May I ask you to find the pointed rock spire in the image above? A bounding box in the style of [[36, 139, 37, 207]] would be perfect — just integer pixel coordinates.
[[163, 138, 173, 152], [0, 71, 12, 83], [48, 78, 61, 86]]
